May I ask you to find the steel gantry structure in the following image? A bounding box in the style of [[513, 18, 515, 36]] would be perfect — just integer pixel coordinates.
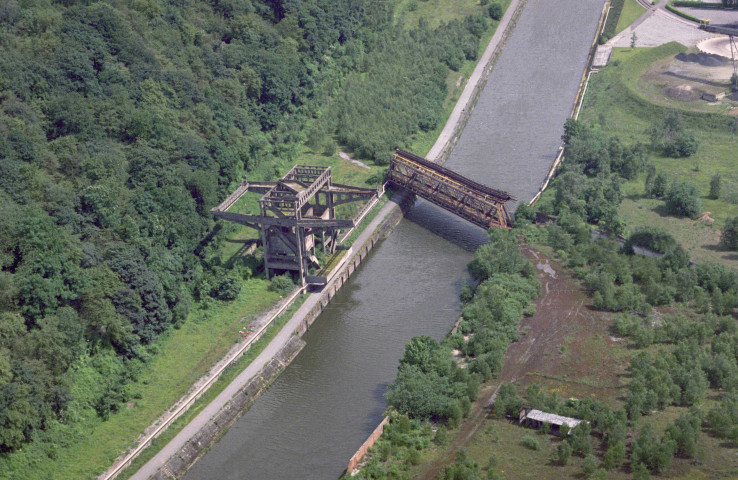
[[387, 149, 514, 229], [211, 165, 380, 285], [700, 23, 738, 81]]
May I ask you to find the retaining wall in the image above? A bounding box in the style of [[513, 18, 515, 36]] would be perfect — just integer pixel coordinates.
[[151, 336, 306, 480], [346, 417, 390, 474], [296, 191, 414, 337]]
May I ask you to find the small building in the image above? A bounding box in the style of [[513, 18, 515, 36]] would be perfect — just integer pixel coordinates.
[[518, 408, 585, 436]]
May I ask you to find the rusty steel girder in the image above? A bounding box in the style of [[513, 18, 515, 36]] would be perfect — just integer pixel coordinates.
[[387, 149, 514, 229]]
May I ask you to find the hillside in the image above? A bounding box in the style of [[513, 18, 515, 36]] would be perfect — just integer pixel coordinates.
[[0, 0, 501, 477]]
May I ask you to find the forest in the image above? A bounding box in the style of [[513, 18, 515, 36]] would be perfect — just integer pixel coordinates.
[[0, 0, 498, 473]]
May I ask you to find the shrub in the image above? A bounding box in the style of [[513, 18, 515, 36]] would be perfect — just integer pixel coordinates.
[[434, 426, 448, 445], [720, 216, 738, 251], [494, 383, 522, 418], [551, 441, 572, 465], [211, 274, 242, 300], [514, 201, 536, 226], [582, 454, 598, 476], [488, 2, 503, 20], [648, 112, 699, 157], [665, 180, 702, 219], [269, 274, 295, 295], [709, 173, 721, 199], [521, 435, 541, 450], [624, 227, 677, 254]]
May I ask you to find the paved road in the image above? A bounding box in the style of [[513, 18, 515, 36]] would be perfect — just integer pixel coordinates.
[[607, 0, 715, 48]]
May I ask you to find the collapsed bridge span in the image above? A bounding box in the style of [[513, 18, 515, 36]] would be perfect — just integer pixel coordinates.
[[387, 149, 514, 229]]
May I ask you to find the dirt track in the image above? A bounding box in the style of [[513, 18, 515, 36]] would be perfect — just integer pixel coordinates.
[[416, 245, 629, 479]]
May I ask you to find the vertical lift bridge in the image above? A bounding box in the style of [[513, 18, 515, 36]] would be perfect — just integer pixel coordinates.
[[212, 151, 513, 286], [211, 165, 380, 285]]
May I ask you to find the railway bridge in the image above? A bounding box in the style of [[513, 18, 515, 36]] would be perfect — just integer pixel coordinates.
[[387, 149, 514, 229]]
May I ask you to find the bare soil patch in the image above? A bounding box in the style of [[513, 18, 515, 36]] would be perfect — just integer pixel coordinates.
[[415, 245, 630, 479], [640, 50, 738, 109], [501, 246, 629, 403]]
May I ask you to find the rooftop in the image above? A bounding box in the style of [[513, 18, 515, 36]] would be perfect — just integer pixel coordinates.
[[520, 409, 584, 430]]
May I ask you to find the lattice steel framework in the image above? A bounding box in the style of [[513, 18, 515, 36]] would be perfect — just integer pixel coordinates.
[[387, 149, 514, 229], [211, 165, 379, 285]]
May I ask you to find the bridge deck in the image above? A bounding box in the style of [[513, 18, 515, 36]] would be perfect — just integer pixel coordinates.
[[387, 149, 513, 229]]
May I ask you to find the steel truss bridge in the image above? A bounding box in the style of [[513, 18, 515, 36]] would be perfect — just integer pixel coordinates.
[[387, 149, 514, 229]]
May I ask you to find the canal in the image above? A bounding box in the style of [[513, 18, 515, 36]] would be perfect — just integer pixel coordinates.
[[185, 1, 604, 478]]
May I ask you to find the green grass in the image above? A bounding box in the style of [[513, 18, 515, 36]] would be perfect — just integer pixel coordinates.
[[574, 43, 738, 269], [615, 0, 646, 34], [116, 294, 308, 479], [394, 0, 487, 29]]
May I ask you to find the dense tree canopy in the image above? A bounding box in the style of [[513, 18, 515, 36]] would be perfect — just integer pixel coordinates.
[[0, 0, 401, 456]]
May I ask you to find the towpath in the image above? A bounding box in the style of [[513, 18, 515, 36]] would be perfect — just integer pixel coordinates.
[[123, 0, 526, 477]]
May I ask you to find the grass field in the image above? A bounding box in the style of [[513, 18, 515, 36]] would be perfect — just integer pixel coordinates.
[[542, 43, 738, 269], [615, 0, 646, 34]]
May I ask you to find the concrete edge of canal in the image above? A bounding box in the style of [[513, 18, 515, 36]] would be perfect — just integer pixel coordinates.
[[342, 0, 612, 475], [131, 0, 538, 476], [141, 191, 415, 480]]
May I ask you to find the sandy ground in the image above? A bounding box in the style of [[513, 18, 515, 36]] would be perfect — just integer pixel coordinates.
[[698, 35, 738, 59]]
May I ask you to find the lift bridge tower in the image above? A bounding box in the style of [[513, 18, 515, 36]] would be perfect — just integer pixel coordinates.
[[211, 165, 380, 286]]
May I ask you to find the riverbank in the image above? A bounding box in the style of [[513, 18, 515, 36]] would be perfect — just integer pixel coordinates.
[[346, 0, 610, 475], [119, 0, 531, 477]]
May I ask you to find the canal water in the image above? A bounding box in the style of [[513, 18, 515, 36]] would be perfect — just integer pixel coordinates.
[[185, 1, 604, 478]]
